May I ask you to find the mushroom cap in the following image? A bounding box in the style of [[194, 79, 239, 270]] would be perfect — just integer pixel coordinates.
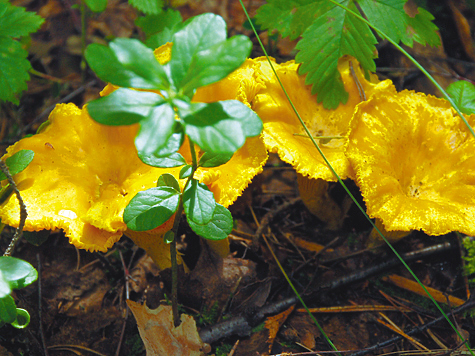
[[346, 90, 475, 235], [252, 55, 395, 181], [0, 103, 181, 252]]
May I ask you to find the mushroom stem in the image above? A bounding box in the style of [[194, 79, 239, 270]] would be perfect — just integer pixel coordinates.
[[367, 218, 411, 249], [297, 174, 350, 230]]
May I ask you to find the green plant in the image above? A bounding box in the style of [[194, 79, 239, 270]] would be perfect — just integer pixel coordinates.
[[0, 2, 43, 104], [84, 12, 262, 324], [254, 0, 440, 109], [0, 256, 37, 329]]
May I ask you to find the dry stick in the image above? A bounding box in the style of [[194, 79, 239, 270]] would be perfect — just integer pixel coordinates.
[[20, 80, 97, 136], [199, 241, 457, 344], [252, 197, 302, 249], [0, 160, 27, 256], [348, 297, 475, 356], [37, 254, 49, 356]]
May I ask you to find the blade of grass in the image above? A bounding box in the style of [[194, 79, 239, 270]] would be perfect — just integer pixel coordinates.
[[239, 0, 473, 353]]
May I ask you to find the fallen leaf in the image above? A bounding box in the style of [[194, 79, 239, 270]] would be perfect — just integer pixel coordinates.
[[127, 301, 207, 356], [265, 305, 295, 353]]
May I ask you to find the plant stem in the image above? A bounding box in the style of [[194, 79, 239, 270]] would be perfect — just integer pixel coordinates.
[[169, 140, 200, 327], [169, 200, 183, 327]]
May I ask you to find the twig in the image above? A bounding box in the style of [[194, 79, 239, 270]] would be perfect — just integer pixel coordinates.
[[37, 254, 49, 356], [1, 160, 27, 256], [348, 297, 475, 356], [199, 241, 457, 344], [20, 80, 97, 135]]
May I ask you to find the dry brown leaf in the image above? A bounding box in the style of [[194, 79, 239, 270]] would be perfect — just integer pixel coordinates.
[[127, 301, 207, 356], [265, 305, 295, 353]]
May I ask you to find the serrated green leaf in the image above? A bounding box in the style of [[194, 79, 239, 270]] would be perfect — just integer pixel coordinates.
[[405, 7, 440, 47], [85, 38, 169, 90], [199, 152, 233, 168], [136, 8, 182, 37], [124, 187, 180, 231], [0, 36, 31, 104], [0, 2, 44, 38], [167, 13, 226, 90], [358, 0, 439, 47], [157, 173, 180, 192], [180, 35, 252, 97], [255, 0, 325, 40], [187, 203, 232, 240], [0, 295, 16, 324], [183, 179, 215, 225], [87, 88, 165, 126], [11, 308, 30, 329], [139, 152, 186, 168], [295, 1, 377, 109], [135, 103, 176, 156], [0, 150, 34, 181], [0, 257, 37, 291], [179, 164, 192, 179], [447, 80, 475, 115], [129, 0, 163, 15], [85, 0, 107, 12], [180, 100, 262, 155]]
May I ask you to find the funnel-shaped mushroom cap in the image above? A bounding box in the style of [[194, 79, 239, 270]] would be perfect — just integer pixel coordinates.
[[346, 90, 475, 236], [0, 103, 181, 252], [253, 55, 396, 181]]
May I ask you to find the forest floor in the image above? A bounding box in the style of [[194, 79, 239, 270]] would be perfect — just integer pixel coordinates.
[[2, 0, 475, 355]]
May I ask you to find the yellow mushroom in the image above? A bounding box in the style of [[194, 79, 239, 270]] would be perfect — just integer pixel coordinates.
[[0, 44, 268, 268], [346, 89, 475, 244], [253, 56, 395, 229]]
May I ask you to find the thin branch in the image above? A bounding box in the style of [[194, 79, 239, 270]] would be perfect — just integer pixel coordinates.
[[1, 160, 27, 256]]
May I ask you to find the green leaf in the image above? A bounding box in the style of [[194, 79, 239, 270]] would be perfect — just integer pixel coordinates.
[[258, 0, 439, 109], [447, 80, 475, 115], [85, 38, 169, 90], [11, 308, 30, 329], [157, 173, 180, 192], [296, 1, 377, 109], [84, 0, 107, 12], [179, 164, 192, 179], [0, 271, 10, 299], [0, 257, 38, 290], [87, 88, 165, 125], [187, 204, 232, 240], [135, 104, 176, 156], [0, 150, 34, 181], [183, 179, 215, 225], [167, 13, 226, 89], [136, 8, 182, 38], [0, 36, 31, 104], [180, 35, 252, 96], [255, 0, 321, 40], [0, 2, 44, 38], [124, 187, 180, 231], [180, 100, 262, 155], [139, 152, 186, 168], [0, 184, 13, 205], [199, 152, 233, 168], [358, 0, 440, 47], [0, 295, 16, 324], [129, 0, 163, 15], [22, 230, 50, 247], [405, 7, 440, 47]]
